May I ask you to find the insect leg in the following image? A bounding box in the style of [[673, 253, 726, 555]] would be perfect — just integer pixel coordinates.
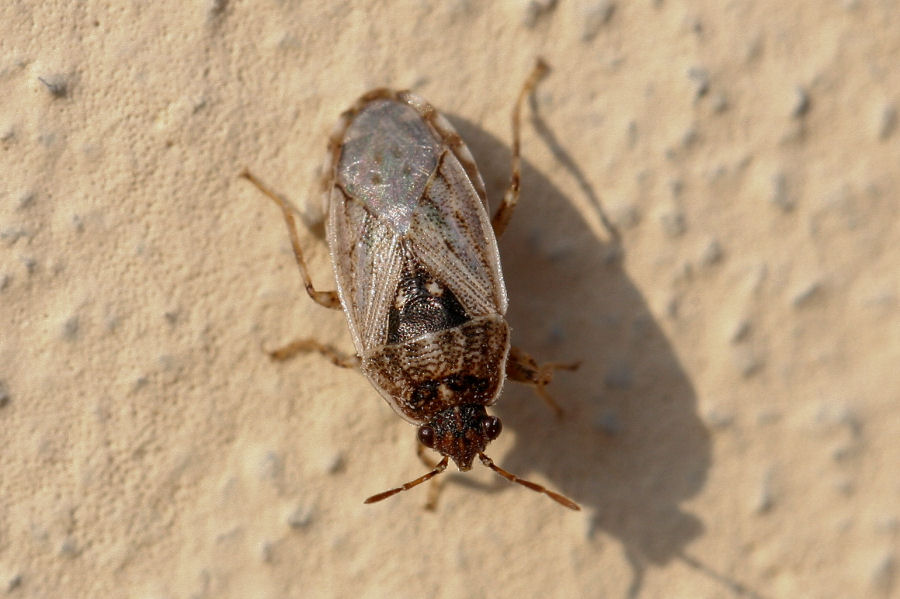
[[240, 170, 342, 310], [491, 58, 550, 238], [265, 338, 360, 369], [505, 346, 579, 417], [416, 443, 443, 511]]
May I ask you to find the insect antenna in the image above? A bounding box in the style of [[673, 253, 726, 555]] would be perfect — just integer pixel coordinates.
[[478, 452, 580, 511], [364, 456, 449, 504]]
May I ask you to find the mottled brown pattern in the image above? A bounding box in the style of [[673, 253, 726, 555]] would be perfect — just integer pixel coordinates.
[[363, 315, 509, 422], [386, 244, 470, 345], [248, 61, 578, 510], [424, 404, 498, 471]]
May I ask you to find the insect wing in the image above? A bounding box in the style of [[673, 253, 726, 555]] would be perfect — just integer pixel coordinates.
[[328, 190, 402, 355], [406, 146, 506, 319], [327, 94, 507, 358]]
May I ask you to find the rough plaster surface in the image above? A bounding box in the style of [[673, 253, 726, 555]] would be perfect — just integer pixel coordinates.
[[1, 1, 898, 598]]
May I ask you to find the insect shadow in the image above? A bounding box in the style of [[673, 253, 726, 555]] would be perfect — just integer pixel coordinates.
[[448, 114, 721, 598]]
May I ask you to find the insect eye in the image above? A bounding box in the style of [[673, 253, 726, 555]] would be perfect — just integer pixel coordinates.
[[417, 425, 435, 448], [480, 416, 502, 441]]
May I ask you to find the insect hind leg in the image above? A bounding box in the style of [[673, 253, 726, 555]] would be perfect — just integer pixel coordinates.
[[491, 58, 550, 239], [240, 169, 342, 310]]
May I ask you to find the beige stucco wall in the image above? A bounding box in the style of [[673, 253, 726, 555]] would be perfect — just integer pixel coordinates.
[[1, 2, 898, 597]]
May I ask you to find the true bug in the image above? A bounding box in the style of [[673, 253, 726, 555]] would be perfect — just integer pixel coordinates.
[[242, 59, 579, 510]]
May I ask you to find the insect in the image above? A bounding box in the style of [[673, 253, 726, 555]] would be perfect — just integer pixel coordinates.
[[242, 59, 579, 510]]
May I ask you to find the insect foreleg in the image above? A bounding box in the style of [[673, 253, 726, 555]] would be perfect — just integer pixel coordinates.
[[505, 346, 579, 417], [265, 338, 360, 369]]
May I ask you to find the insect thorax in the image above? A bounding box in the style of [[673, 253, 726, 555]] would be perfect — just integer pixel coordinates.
[[363, 314, 510, 423]]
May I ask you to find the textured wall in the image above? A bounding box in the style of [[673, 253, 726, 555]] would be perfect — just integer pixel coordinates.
[[1, 1, 898, 597]]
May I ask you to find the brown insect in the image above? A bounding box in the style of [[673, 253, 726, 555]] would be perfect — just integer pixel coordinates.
[[242, 59, 579, 510]]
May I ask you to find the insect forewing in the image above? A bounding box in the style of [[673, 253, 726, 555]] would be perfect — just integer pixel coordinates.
[[327, 95, 507, 359]]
